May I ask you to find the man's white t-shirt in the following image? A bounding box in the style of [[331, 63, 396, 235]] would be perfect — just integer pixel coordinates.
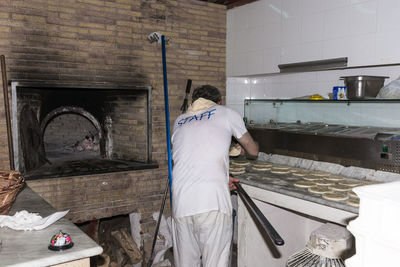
[[171, 105, 248, 218]]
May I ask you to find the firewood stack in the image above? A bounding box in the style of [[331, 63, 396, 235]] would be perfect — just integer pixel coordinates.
[[98, 217, 142, 267]]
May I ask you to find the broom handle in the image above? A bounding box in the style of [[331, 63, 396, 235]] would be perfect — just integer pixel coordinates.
[[161, 35, 173, 201]]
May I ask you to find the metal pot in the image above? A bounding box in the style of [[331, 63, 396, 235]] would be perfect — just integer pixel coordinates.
[[340, 76, 389, 99]]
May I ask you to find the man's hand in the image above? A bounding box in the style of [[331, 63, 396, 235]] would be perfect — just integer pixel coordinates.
[[234, 143, 245, 156], [229, 176, 240, 191]]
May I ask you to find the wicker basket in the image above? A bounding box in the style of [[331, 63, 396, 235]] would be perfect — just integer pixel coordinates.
[[0, 170, 25, 215]]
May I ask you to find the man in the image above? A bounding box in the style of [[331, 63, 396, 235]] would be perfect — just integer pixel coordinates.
[[171, 85, 259, 267]]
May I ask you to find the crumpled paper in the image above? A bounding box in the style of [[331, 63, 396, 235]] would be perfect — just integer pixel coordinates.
[[151, 212, 173, 266], [0, 210, 69, 231]]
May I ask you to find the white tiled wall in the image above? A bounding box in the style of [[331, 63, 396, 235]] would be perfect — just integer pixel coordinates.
[[227, 0, 400, 76], [226, 78, 251, 116], [226, 0, 400, 113]]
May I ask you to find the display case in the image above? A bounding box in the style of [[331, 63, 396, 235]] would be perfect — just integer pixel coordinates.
[[244, 99, 400, 128], [243, 99, 400, 173]]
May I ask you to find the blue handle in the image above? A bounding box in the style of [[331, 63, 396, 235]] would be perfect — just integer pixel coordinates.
[[161, 35, 173, 203]]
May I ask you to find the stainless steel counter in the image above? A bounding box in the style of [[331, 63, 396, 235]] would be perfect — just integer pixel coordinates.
[[247, 122, 400, 173]]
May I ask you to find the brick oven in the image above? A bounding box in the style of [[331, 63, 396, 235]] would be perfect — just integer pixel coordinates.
[[11, 82, 156, 180]]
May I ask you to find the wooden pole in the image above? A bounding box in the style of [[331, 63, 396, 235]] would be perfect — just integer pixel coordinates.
[[0, 55, 15, 170]]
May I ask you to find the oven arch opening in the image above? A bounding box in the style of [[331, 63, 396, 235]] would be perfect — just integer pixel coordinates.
[[41, 106, 106, 163]]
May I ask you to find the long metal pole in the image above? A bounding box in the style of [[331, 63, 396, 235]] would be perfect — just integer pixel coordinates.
[[147, 34, 173, 267], [0, 55, 14, 170]]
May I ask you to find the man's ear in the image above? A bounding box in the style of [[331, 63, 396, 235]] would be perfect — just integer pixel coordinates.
[[217, 100, 222, 105]]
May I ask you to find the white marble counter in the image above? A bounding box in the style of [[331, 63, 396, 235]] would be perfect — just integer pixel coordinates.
[[236, 170, 361, 214], [235, 168, 360, 225], [0, 187, 103, 267]]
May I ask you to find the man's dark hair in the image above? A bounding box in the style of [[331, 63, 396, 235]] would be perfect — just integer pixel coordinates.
[[192, 85, 222, 103]]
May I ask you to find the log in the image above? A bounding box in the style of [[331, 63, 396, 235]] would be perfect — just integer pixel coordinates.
[[115, 248, 125, 266], [96, 253, 110, 267], [111, 228, 142, 264]]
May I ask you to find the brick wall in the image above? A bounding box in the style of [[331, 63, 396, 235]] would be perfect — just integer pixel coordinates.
[[0, 0, 226, 231], [109, 93, 148, 161]]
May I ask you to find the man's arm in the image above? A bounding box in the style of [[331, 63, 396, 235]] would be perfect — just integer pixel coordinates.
[[237, 132, 259, 159]]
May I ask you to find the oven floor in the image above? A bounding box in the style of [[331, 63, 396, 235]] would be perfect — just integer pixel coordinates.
[[24, 158, 158, 180]]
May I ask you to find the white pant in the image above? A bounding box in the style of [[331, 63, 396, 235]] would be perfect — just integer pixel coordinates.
[[172, 211, 232, 267]]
